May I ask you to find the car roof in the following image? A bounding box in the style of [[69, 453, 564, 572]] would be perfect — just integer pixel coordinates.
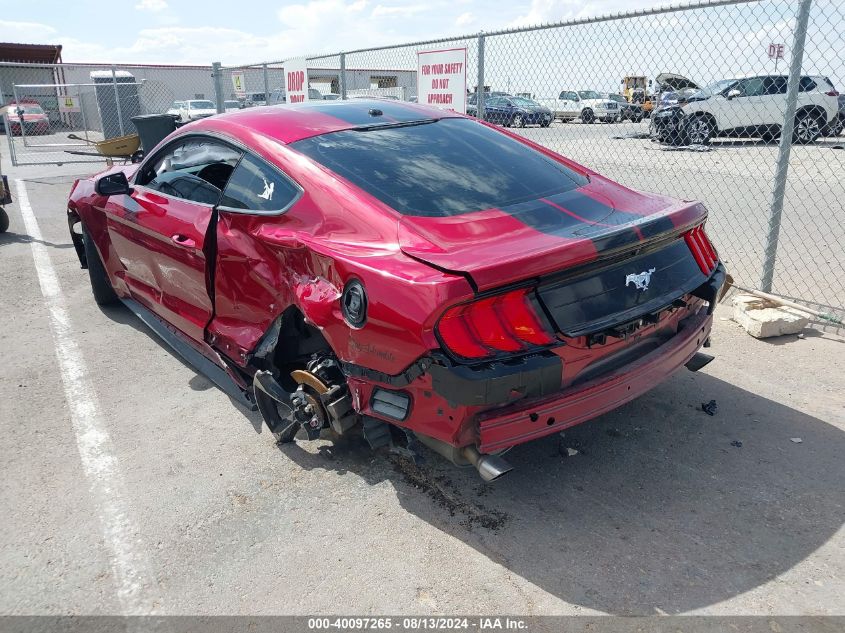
[[186, 99, 462, 144]]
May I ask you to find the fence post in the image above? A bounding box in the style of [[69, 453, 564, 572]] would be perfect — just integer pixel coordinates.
[[760, 0, 812, 292], [263, 64, 270, 104], [111, 65, 125, 136], [212, 62, 225, 114], [476, 32, 485, 119], [340, 53, 347, 100]]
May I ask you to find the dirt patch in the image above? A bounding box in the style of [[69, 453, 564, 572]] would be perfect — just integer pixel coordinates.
[[389, 454, 510, 531]]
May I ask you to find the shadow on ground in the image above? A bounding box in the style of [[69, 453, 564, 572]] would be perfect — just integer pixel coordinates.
[[99, 302, 845, 615], [280, 369, 845, 615]]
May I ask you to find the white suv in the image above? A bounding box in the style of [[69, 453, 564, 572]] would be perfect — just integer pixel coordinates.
[[664, 75, 839, 144]]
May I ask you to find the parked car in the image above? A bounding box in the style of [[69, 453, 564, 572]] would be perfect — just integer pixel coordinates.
[[174, 100, 218, 122], [66, 99, 724, 481], [223, 100, 242, 113], [480, 95, 553, 127], [651, 75, 839, 145], [819, 78, 844, 136], [3, 102, 51, 136], [466, 91, 511, 117], [540, 90, 619, 123], [605, 93, 643, 122], [166, 101, 185, 117], [245, 92, 266, 107]]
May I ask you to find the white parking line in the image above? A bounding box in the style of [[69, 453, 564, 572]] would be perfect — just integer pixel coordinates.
[[14, 180, 158, 615]]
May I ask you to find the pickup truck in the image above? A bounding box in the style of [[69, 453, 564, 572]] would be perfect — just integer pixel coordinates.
[[540, 90, 620, 123]]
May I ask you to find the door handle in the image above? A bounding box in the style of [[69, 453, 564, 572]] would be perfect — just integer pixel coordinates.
[[171, 234, 196, 248]]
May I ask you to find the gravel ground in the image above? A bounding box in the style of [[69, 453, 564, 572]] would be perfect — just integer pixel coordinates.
[[0, 152, 843, 618]]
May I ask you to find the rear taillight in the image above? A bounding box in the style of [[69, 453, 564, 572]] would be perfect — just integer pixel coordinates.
[[684, 225, 719, 274], [437, 288, 556, 360], [825, 90, 839, 97]]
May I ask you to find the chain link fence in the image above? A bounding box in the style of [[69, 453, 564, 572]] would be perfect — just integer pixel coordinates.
[[0, 0, 841, 320], [212, 0, 843, 322], [1, 62, 215, 165]]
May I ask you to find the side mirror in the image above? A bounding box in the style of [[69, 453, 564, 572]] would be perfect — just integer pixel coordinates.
[[96, 171, 133, 196], [726, 89, 741, 100]]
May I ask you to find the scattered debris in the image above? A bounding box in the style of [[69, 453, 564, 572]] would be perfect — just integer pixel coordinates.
[[731, 440, 743, 448], [389, 454, 509, 531], [610, 131, 651, 140], [654, 143, 712, 152], [701, 399, 718, 416], [790, 437, 803, 444], [564, 447, 580, 457]]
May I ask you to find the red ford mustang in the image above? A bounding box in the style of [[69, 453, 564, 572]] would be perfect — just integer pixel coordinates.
[[67, 100, 725, 481]]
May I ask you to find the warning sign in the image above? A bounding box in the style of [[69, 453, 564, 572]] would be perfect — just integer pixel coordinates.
[[59, 96, 80, 113], [231, 71, 246, 98], [417, 47, 467, 114], [285, 58, 309, 104]]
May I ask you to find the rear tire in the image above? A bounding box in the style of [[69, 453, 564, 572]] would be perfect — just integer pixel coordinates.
[[581, 109, 595, 124], [82, 227, 119, 306], [792, 110, 822, 144], [0, 207, 8, 233], [512, 114, 525, 128]]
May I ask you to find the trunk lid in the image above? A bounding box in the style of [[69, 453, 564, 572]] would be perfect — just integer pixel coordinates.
[[398, 178, 707, 291]]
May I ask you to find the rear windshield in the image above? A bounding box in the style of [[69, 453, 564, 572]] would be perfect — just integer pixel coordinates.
[[291, 118, 587, 217], [189, 100, 215, 109]]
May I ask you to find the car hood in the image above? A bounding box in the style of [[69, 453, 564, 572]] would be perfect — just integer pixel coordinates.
[[656, 73, 700, 91], [397, 176, 707, 291]]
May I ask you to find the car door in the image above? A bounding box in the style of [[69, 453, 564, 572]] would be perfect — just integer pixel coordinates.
[[484, 97, 505, 124], [721, 77, 766, 132], [564, 91, 581, 118], [209, 152, 304, 361], [106, 136, 242, 341]]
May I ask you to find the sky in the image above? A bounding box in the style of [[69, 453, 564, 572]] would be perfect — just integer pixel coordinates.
[[1, 0, 842, 95], [0, 0, 678, 65]]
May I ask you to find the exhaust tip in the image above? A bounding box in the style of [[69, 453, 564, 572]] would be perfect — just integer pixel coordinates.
[[462, 445, 514, 482], [476, 455, 514, 482]]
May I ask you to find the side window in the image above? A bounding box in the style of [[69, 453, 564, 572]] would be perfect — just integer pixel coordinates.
[[799, 77, 817, 92], [558, 91, 566, 99], [764, 77, 788, 95], [219, 153, 300, 213], [564, 91, 578, 101], [738, 78, 765, 97], [486, 97, 502, 107], [137, 138, 242, 205]]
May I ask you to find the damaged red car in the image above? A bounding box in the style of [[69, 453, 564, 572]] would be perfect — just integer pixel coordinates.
[[67, 100, 725, 481]]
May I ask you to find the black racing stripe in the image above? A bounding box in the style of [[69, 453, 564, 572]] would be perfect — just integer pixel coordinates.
[[500, 194, 642, 252], [504, 198, 584, 236], [545, 190, 678, 243], [294, 100, 436, 126], [546, 190, 644, 227]]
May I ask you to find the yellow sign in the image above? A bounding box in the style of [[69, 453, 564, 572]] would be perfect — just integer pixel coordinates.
[[231, 71, 246, 98], [59, 96, 80, 113]]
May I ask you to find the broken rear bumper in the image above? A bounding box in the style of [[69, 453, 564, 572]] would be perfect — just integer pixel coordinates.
[[476, 310, 713, 453]]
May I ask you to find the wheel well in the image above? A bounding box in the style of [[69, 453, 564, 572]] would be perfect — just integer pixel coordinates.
[[796, 105, 827, 122], [251, 306, 332, 392], [688, 111, 718, 131], [67, 209, 87, 268]]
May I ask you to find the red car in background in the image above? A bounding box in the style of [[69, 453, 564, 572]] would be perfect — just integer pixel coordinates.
[[66, 100, 725, 481], [4, 101, 51, 135]]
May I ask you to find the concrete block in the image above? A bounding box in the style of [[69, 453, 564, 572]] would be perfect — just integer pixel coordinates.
[[732, 294, 810, 339]]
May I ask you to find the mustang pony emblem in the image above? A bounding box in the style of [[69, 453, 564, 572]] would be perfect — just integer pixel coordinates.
[[626, 268, 656, 291]]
